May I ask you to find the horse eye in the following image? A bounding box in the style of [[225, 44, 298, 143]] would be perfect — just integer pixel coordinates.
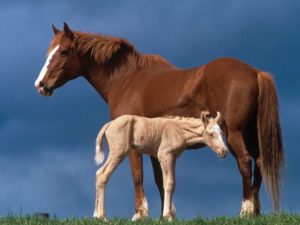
[[60, 50, 70, 56]]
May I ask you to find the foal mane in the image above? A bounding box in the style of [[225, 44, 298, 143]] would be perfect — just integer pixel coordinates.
[[165, 115, 201, 122]]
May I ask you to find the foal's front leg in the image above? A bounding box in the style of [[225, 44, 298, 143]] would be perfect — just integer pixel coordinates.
[[158, 151, 176, 220]]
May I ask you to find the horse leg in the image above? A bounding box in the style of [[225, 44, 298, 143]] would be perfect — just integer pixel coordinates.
[[129, 151, 149, 221], [246, 123, 262, 216], [158, 152, 176, 220], [150, 156, 176, 218], [228, 131, 255, 217], [252, 157, 262, 215], [94, 152, 125, 220]]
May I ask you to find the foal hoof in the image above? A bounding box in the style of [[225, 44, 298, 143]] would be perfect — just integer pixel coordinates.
[[93, 213, 108, 222], [163, 215, 175, 222]]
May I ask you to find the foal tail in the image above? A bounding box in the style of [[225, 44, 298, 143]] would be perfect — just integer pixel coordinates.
[[257, 72, 285, 211], [95, 123, 110, 166]]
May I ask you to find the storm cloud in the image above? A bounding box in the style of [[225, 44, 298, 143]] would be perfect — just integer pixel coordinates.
[[0, 0, 300, 218]]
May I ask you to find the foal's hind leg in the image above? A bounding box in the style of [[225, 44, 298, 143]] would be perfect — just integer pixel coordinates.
[[94, 152, 126, 220], [227, 131, 255, 216]]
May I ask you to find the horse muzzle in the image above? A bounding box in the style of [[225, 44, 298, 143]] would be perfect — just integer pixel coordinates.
[[218, 147, 228, 158], [35, 81, 53, 96]]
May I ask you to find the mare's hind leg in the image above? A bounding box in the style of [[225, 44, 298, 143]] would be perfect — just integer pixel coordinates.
[[94, 152, 126, 220], [252, 157, 262, 215], [227, 131, 255, 216], [246, 123, 262, 216], [129, 151, 149, 221]]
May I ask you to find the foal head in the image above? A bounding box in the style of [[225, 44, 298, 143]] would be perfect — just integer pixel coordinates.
[[201, 111, 228, 158], [35, 23, 84, 96]]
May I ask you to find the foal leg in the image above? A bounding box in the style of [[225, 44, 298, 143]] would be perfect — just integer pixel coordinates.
[[94, 153, 125, 220], [150, 156, 176, 218], [129, 151, 149, 221], [158, 152, 176, 220], [228, 131, 255, 217]]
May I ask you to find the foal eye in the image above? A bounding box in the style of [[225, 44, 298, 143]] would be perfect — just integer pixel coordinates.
[[208, 132, 215, 137]]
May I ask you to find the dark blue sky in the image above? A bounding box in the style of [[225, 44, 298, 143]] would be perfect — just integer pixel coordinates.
[[0, 0, 299, 219]]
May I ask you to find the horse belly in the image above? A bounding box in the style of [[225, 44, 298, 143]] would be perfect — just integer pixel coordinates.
[[132, 122, 160, 157], [110, 68, 204, 118]]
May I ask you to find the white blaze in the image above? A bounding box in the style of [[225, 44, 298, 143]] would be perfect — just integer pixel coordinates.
[[35, 45, 60, 87], [212, 124, 227, 150], [212, 124, 222, 135]]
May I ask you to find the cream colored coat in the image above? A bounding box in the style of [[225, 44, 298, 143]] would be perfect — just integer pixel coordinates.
[[94, 112, 227, 220]]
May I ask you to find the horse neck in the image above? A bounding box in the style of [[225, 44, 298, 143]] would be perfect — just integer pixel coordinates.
[[82, 53, 138, 102]]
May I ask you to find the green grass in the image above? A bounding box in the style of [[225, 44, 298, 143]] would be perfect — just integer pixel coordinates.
[[1, 214, 300, 225]]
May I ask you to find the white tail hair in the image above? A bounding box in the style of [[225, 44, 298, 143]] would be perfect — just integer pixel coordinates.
[[95, 123, 110, 165]]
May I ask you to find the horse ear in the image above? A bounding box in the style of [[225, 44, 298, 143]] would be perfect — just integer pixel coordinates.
[[52, 24, 60, 35], [215, 111, 223, 125], [200, 110, 210, 128], [63, 22, 74, 40]]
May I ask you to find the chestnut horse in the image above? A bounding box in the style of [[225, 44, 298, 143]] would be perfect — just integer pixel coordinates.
[[34, 23, 284, 219]]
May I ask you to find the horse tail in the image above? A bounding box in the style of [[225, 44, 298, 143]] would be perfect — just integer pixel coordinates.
[[95, 122, 110, 165], [257, 71, 285, 211]]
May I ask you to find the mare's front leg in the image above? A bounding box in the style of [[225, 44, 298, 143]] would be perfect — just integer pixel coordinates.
[[129, 151, 149, 221]]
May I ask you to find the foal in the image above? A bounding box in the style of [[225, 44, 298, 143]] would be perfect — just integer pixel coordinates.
[[93, 112, 228, 220]]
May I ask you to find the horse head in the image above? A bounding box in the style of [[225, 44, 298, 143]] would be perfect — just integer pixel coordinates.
[[201, 111, 228, 158], [35, 23, 84, 96]]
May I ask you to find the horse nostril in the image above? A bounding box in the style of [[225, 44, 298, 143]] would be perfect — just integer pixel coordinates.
[[39, 81, 45, 87]]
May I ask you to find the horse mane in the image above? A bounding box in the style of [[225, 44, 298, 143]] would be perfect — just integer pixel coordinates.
[[50, 31, 174, 69], [138, 54, 175, 68], [75, 32, 135, 65], [165, 115, 201, 121]]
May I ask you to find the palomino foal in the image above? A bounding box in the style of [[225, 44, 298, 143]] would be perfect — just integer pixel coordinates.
[[93, 112, 228, 220]]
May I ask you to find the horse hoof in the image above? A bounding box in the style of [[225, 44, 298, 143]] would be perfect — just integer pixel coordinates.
[[132, 211, 148, 221], [93, 214, 108, 222], [239, 199, 255, 217]]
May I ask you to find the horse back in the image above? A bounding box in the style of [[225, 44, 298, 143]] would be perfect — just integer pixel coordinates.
[[109, 57, 260, 135]]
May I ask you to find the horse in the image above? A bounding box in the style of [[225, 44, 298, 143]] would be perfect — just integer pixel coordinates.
[[34, 23, 284, 219], [93, 112, 228, 220]]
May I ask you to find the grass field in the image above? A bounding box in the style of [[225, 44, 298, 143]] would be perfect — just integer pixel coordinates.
[[1, 214, 300, 225]]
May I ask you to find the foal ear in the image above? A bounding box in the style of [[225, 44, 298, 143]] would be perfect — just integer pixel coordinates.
[[215, 111, 223, 125], [200, 110, 210, 127], [63, 22, 74, 40], [52, 24, 60, 35]]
